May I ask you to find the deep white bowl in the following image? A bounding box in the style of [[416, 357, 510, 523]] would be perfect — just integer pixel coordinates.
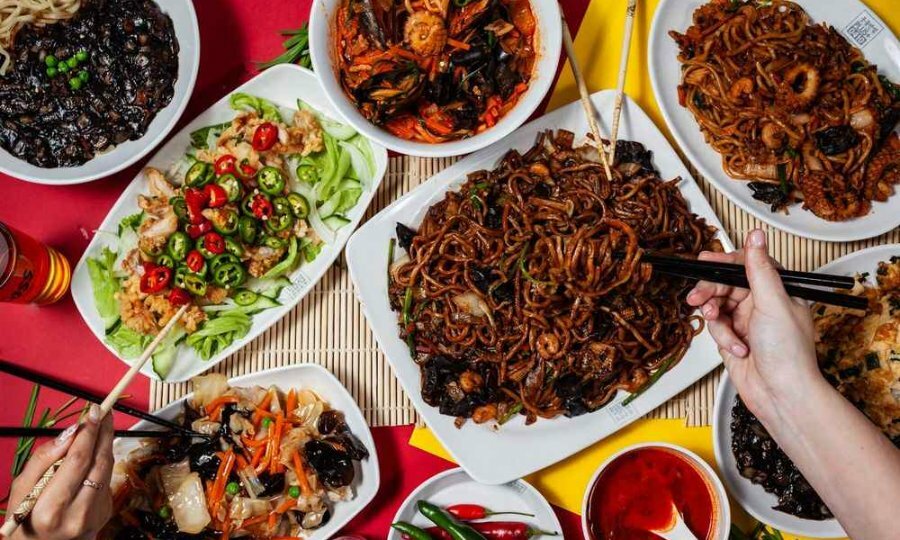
[[309, 0, 562, 158], [0, 0, 200, 185], [581, 442, 732, 540]]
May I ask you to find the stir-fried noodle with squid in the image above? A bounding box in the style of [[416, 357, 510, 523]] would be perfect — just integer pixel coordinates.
[[334, 0, 537, 143], [388, 131, 720, 426], [670, 0, 900, 220]]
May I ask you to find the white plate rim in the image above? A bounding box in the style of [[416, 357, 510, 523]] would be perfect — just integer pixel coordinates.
[[386, 467, 563, 540], [113, 363, 381, 540], [0, 0, 201, 185], [307, 0, 563, 158], [69, 63, 389, 382], [649, 0, 900, 242], [346, 89, 735, 485]]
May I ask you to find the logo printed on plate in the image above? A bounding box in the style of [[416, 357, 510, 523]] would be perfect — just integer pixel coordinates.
[[607, 401, 638, 426], [842, 11, 884, 48], [281, 273, 311, 302]]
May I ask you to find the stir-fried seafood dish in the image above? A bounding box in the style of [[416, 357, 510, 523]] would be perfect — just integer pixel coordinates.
[[388, 130, 720, 426], [86, 93, 374, 378], [101, 374, 370, 539], [670, 0, 900, 219], [334, 0, 537, 143]]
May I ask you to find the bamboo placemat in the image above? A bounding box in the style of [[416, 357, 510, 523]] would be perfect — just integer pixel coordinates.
[[150, 156, 900, 427]]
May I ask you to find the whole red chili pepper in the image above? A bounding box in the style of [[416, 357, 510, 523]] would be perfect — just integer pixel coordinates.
[[446, 504, 534, 521], [423, 522, 558, 540]]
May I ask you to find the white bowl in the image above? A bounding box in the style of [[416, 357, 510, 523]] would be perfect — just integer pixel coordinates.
[[113, 364, 381, 540], [388, 468, 562, 540], [0, 0, 201, 185], [581, 442, 731, 540], [308, 0, 562, 158]]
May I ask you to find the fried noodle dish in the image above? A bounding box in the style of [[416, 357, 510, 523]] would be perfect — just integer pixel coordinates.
[[101, 374, 370, 539], [334, 0, 537, 143], [388, 131, 720, 426], [671, 0, 900, 220]]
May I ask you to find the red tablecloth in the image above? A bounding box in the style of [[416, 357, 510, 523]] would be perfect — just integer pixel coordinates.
[[0, 0, 590, 536]]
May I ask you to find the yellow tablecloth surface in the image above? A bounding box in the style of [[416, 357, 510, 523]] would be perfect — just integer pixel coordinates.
[[409, 1, 900, 538]]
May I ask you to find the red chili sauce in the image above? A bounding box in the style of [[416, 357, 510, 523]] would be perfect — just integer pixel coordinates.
[[586, 447, 717, 540]]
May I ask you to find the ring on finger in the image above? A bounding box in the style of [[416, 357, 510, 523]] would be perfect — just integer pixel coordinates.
[[82, 479, 104, 490]]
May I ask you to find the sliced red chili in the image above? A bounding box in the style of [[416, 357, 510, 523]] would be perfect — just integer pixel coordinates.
[[168, 287, 191, 306], [214, 154, 237, 176], [140, 265, 172, 294], [252, 122, 278, 152], [204, 184, 228, 208], [185, 250, 205, 272], [184, 187, 209, 224], [238, 160, 257, 180], [203, 232, 225, 255], [250, 194, 274, 220], [186, 220, 212, 239]]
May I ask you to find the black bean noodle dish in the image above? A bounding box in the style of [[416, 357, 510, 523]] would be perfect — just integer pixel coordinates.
[[0, 0, 179, 168], [670, 0, 900, 221], [388, 130, 721, 427], [731, 397, 832, 520]]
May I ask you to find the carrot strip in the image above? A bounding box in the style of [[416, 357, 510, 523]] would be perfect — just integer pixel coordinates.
[[205, 396, 239, 417], [210, 450, 236, 516], [274, 498, 297, 514], [250, 444, 266, 468], [285, 389, 297, 418], [240, 514, 268, 529], [291, 449, 313, 498], [447, 38, 470, 50], [252, 392, 274, 426], [269, 412, 285, 475]]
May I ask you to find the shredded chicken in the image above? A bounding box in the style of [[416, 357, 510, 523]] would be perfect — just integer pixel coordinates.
[[116, 275, 207, 335]]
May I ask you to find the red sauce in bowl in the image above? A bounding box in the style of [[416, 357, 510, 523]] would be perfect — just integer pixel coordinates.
[[586, 447, 717, 540]]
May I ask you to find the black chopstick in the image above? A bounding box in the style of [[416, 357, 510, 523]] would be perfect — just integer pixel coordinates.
[[0, 359, 207, 440], [642, 253, 855, 289], [0, 427, 178, 439], [652, 266, 868, 310]]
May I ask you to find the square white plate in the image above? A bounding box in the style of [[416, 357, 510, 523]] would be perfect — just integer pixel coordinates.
[[70, 64, 388, 382], [346, 91, 734, 485], [649, 0, 900, 242], [113, 364, 380, 539]]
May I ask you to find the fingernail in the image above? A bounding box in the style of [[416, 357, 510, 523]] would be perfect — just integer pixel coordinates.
[[748, 230, 766, 248], [88, 404, 102, 423], [731, 343, 748, 357], [701, 304, 714, 318], [55, 424, 77, 446]]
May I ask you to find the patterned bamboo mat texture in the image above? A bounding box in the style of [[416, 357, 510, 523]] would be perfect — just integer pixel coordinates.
[[151, 155, 900, 427]]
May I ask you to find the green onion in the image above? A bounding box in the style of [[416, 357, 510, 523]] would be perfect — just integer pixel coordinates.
[[622, 357, 675, 406], [784, 147, 799, 159], [518, 246, 553, 286], [499, 402, 523, 425], [257, 24, 312, 70], [387, 238, 396, 286], [401, 287, 413, 325], [776, 163, 790, 196]]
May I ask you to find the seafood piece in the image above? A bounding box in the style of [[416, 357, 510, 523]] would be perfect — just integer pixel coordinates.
[[799, 170, 869, 221], [404, 10, 448, 56], [776, 63, 820, 112]]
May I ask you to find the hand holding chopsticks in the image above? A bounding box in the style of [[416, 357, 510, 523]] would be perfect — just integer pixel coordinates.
[[0, 305, 189, 538]]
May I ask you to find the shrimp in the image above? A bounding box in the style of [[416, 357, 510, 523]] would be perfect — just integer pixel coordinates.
[[776, 63, 820, 112], [728, 77, 754, 102], [761, 123, 787, 150], [404, 10, 447, 56], [799, 170, 869, 221]]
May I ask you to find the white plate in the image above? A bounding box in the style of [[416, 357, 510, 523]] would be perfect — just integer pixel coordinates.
[[388, 468, 562, 540], [649, 0, 900, 242], [113, 364, 380, 540], [308, 0, 562, 158], [346, 90, 734, 485], [713, 244, 900, 538], [70, 64, 389, 382], [0, 0, 201, 185]]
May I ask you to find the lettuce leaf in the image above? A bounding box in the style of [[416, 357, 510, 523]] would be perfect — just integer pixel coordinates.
[[229, 93, 282, 123], [86, 247, 121, 330], [186, 311, 252, 361], [189, 121, 230, 150], [106, 324, 150, 359], [118, 212, 144, 237]]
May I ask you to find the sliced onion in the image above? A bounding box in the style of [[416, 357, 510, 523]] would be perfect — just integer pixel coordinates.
[[170, 472, 212, 534], [452, 292, 490, 318], [191, 373, 229, 408]]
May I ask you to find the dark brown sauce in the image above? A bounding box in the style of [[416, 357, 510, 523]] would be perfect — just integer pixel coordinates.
[[0, 0, 178, 168]]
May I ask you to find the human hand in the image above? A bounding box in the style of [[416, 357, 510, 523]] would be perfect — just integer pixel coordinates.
[[686, 229, 824, 423], [5, 405, 114, 540]]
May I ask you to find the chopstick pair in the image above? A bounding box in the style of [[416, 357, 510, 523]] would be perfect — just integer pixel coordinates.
[[0, 427, 179, 439], [0, 357, 207, 440], [641, 252, 867, 310]]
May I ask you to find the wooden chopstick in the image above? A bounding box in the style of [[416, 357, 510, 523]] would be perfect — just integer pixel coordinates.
[[0, 358, 205, 440], [559, 6, 615, 181], [642, 253, 856, 289], [0, 305, 188, 538], [609, 0, 638, 165], [650, 265, 868, 310], [0, 427, 179, 439]]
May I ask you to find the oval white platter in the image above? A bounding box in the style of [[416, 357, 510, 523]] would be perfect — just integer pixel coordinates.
[[0, 0, 201, 185], [70, 64, 389, 382], [113, 364, 381, 540], [650, 0, 900, 242], [388, 468, 562, 540], [346, 90, 734, 485]]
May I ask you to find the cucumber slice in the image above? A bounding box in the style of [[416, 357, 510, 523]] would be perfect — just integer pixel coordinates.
[[323, 215, 351, 231]]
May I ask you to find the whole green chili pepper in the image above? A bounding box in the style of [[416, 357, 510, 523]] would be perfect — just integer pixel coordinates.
[[392, 522, 436, 540], [417, 501, 486, 540]]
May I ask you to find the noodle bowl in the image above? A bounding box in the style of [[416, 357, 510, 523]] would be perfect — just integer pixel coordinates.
[[670, 0, 900, 221], [388, 130, 720, 426]]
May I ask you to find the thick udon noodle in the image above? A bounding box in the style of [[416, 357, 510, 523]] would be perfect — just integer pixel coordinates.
[[0, 0, 80, 74], [388, 131, 719, 425]]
